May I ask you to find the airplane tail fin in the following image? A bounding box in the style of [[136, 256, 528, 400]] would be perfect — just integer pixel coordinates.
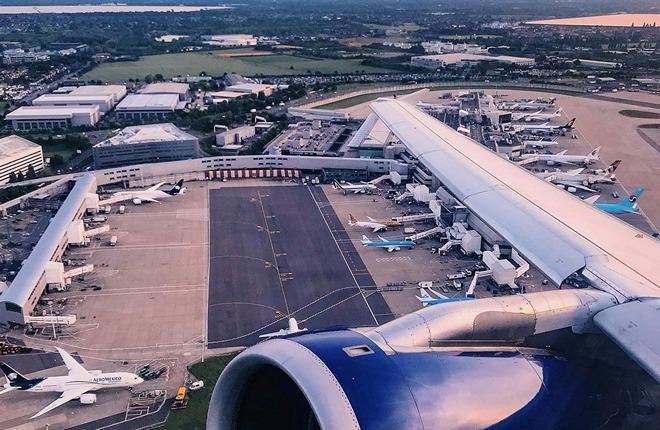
[[623, 187, 644, 208], [361, 235, 371, 244], [331, 180, 342, 190], [0, 362, 30, 387], [166, 180, 184, 196], [565, 118, 576, 128], [608, 160, 621, 173], [590, 146, 601, 158]]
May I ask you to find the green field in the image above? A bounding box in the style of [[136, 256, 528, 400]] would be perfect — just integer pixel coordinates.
[[82, 52, 397, 82], [162, 353, 237, 430]]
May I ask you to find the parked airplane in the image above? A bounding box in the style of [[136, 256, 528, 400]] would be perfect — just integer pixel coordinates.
[[416, 287, 474, 306], [361, 235, 415, 252], [348, 214, 388, 232], [536, 160, 620, 192], [584, 187, 645, 214], [112, 179, 185, 204], [332, 180, 378, 195], [499, 97, 556, 111], [513, 109, 563, 122], [259, 318, 307, 339], [519, 146, 600, 167], [0, 347, 143, 419], [521, 138, 559, 149], [514, 118, 576, 136]]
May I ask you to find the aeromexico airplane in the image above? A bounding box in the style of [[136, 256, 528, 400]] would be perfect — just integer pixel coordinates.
[[361, 235, 415, 252], [205, 99, 660, 430], [112, 179, 185, 204], [0, 347, 143, 419]]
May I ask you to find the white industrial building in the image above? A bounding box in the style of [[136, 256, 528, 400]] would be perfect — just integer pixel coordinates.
[[32, 93, 115, 113], [206, 90, 249, 104], [216, 125, 256, 146], [0, 135, 44, 184], [138, 82, 190, 101], [65, 85, 128, 103], [201, 34, 257, 47], [93, 123, 200, 169], [5, 106, 101, 130], [226, 83, 277, 97], [115, 94, 181, 120], [0, 175, 99, 325], [411, 54, 535, 69]]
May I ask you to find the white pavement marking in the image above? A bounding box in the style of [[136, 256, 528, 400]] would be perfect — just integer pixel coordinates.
[[307, 186, 378, 325]]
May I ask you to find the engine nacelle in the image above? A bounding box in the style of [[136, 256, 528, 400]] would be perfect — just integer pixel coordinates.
[[132, 198, 142, 205], [208, 330, 599, 430], [79, 393, 97, 405]]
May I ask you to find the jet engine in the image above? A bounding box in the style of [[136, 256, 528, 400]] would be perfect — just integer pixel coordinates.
[[132, 198, 142, 205], [79, 393, 97, 405], [208, 290, 619, 430]]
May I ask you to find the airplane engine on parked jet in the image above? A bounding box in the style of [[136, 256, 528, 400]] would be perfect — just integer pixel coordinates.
[[79, 393, 97, 405], [132, 198, 142, 205]]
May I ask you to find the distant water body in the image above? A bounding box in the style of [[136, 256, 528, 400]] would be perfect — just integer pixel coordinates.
[[527, 13, 660, 27], [0, 5, 231, 14]]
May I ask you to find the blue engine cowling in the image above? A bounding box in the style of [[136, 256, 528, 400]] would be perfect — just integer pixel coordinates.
[[207, 329, 596, 430]]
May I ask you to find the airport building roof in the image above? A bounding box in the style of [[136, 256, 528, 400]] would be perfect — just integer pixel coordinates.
[[0, 135, 42, 159], [95, 123, 197, 148], [138, 82, 189, 95], [115, 94, 180, 112], [5, 105, 100, 120], [68, 85, 127, 102], [0, 174, 96, 308], [370, 99, 659, 299], [413, 53, 535, 66]]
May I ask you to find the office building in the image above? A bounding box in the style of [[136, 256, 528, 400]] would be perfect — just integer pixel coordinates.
[[93, 123, 199, 169], [0, 135, 44, 184]]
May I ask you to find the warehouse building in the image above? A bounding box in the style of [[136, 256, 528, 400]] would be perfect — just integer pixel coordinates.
[[5, 106, 101, 130], [138, 82, 189, 101], [93, 123, 200, 169], [0, 135, 44, 184], [411, 53, 535, 69], [114, 94, 182, 120], [0, 175, 97, 326], [226, 83, 278, 97], [32, 93, 115, 113], [65, 85, 127, 103]]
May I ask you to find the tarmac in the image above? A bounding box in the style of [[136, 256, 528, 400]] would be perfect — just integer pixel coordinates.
[[207, 185, 382, 348]]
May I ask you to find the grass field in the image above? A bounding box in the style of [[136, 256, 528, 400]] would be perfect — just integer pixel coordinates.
[[314, 88, 419, 110], [162, 353, 237, 430], [82, 51, 397, 82]]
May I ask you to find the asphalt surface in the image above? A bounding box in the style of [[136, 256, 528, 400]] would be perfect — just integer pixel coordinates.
[[207, 186, 384, 348]]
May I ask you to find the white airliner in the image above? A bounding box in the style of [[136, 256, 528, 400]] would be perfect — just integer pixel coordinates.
[[535, 160, 620, 192], [513, 109, 563, 122], [332, 180, 377, 195], [259, 318, 307, 339], [112, 179, 185, 204], [520, 138, 559, 149], [499, 97, 556, 111], [518, 146, 600, 167], [348, 214, 388, 232], [0, 347, 143, 419], [514, 118, 576, 135]]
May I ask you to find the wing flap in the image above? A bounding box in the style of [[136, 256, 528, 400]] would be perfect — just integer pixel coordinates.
[[593, 299, 660, 383]]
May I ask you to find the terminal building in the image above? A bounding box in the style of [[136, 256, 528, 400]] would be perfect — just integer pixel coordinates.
[[93, 123, 200, 169], [114, 94, 182, 120], [0, 175, 98, 325], [5, 105, 101, 130], [0, 135, 44, 184]]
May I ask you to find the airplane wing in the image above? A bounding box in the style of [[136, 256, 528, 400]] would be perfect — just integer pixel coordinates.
[[143, 197, 160, 203], [556, 150, 568, 156], [582, 195, 600, 205], [426, 287, 447, 299], [555, 181, 598, 193], [366, 216, 378, 222], [566, 168, 584, 175], [0, 386, 18, 394], [377, 235, 388, 242], [372, 225, 386, 233], [146, 182, 166, 192], [56, 347, 90, 379], [31, 387, 90, 419]]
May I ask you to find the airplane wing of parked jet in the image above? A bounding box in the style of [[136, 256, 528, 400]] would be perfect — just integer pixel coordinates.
[[56, 347, 89, 378], [32, 387, 90, 419], [370, 98, 660, 381]]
